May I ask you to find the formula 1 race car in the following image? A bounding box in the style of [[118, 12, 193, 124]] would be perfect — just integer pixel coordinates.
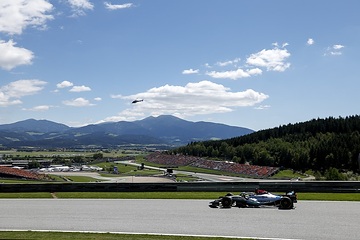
[[209, 189, 297, 210]]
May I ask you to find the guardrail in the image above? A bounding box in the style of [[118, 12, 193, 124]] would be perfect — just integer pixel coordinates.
[[1, 181, 359, 193]]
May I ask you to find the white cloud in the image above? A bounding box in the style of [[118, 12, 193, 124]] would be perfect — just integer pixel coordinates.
[[333, 44, 344, 50], [110, 94, 123, 99], [254, 105, 271, 110], [69, 85, 91, 92], [329, 51, 342, 56], [0, 0, 54, 35], [307, 38, 315, 45], [67, 0, 94, 17], [94, 97, 102, 101], [0, 95, 22, 106], [197, 44, 290, 81], [182, 68, 199, 75], [273, 42, 289, 48], [203, 58, 241, 69], [56, 80, 74, 88], [2, 79, 47, 97], [325, 44, 345, 56], [216, 58, 241, 67], [246, 47, 291, 72], [207, 68, 262, 80], [104, 2, 133, 10], [0, 79, 47, 106], [24, 105, 51, 111], [104, 80, 268, 122], [62, 97, 94, 107], [0, 39, 34, 70], [100, 109, 144, 123]]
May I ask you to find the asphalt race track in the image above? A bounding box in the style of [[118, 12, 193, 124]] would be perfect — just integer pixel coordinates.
[[0, 199, 359, 240]]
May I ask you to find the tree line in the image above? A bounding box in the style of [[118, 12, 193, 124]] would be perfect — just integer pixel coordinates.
[[170, 115, 360, 173]]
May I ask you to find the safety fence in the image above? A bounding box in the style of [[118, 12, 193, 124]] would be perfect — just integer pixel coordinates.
[[1, 181, 359, 193]]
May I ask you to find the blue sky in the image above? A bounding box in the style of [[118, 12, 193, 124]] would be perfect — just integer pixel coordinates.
[[0, 0, 359, 130]]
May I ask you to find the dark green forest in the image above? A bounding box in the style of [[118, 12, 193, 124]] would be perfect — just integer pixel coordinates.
[[170, 116, 360, 173]]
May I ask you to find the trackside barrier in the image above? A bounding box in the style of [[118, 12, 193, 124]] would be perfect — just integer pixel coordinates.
[[0, 181, 359, 193]]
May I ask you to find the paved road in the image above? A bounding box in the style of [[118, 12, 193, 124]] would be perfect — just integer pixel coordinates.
[[0, 199, 359, 240]]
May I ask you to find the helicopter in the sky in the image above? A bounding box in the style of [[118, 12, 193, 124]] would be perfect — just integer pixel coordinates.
[[132, 99, 143, 104]]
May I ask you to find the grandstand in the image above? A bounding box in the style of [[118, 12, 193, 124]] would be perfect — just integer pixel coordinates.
[[0, 166, 44, 180], [145, 152, 279, 178]]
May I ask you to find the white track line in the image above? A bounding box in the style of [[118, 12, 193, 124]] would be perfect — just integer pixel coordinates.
[[0, 229, 302, 240]]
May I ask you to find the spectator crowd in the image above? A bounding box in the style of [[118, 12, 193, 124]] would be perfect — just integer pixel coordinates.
[[146, 152, 279, 178], [0, 166, 44, 180]]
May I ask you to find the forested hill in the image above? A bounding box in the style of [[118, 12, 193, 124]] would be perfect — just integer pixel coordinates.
[[171, 115, 360, 173]]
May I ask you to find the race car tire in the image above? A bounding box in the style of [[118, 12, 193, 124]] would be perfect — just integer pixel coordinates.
[[279, 197, 293, 209], [221, 196, 232, 208]]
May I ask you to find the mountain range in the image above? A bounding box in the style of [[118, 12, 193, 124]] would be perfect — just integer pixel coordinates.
[[0, 115, 254, 149]]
